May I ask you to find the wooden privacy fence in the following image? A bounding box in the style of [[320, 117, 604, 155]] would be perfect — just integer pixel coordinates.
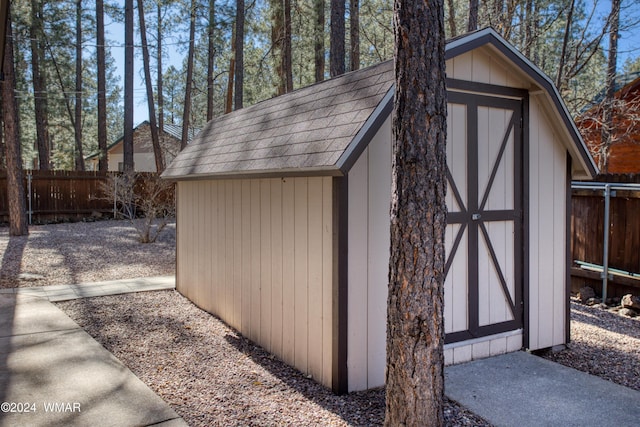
[[571, 175, 640, 298], [0, 170, 171, 224]]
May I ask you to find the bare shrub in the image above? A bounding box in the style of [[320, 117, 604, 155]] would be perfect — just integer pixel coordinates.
[[101, 172, 175, 243]]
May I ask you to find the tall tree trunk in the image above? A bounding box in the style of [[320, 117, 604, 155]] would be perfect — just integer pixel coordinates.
[[207, 0, 215, 121], [272, 0, 293, 95], [225, 34, 235, 114], [30, 0, 50, 170], [555, 0, 575, 91], [157, 2, 164, 132], [386, 0, 447, 424], [330, 0, 345, 77], [181, 0, 196, 149], [446, 0, 457, 37], [74, 0, 85, 171], [97, 0, 108, 171], [600, 0, 620, 174], [234, 0, 244, 109], [350, 0, 359, 71], [2, 16, 28, 236], [124, 0, 134, 171], [468, 0, 478, 32], [138, 0, 164, 172], [272, 0, 285, 94], [283, 0, 292, 91], [523, 0, 533, 58], [314, 0, 325, 82]]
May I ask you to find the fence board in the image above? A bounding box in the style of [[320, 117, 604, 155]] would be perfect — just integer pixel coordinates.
[[571, 181, 640, 296], [0, 170, 170, 224]]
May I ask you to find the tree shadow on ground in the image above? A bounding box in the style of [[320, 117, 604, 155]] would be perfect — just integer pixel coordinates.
[[223, 333, 386, 426], [0, 233, 28, 287]]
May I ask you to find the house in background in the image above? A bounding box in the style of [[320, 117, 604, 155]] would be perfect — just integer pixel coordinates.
[[577, 72, 640, 175], [86, 121, 198, 172], [163, 28, 597, 393]]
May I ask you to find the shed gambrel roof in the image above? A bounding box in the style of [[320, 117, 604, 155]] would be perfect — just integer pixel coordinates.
[[164, 27, 597, 181], [163, 61, 394, 179]]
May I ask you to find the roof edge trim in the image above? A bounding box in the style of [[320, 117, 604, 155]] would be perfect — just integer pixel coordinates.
[[161, 166, 344, 181], [336, 87, 394, 174], [446, 27, 598, 179]]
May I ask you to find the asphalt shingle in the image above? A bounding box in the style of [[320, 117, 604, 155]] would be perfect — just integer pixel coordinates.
[[162, 61, 394, 179]]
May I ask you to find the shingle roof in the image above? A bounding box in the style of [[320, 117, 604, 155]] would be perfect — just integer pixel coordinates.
[[164, 28, 597, 181], [162, 60, 394, 179]]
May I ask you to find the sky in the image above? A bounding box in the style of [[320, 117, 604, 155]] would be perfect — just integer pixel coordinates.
[[107, 0, 640, 126]]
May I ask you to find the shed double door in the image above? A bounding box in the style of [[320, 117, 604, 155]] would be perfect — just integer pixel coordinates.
[[444, 88, 525, 344]]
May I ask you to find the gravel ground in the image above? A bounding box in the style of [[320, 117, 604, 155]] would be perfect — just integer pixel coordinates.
[[7, 221, 639, 425], [0, 219, 175, 288], [540, 297, 640, 392], [58, 291, 490, 427]]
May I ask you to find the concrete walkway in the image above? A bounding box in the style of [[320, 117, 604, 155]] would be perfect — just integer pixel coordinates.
[[445, 351, 640, 427], [0, 276, 185, 427], [0, 275, 176, 302]]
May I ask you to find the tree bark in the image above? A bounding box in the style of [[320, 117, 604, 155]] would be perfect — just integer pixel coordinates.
[[181, 0, 196, 149], [74, 0, 85, 171], [234, 0, 245, 110], [124, 0, 134, 171], [350, 0, 359, 71], [468, 0, 478, 32], [385, 0, 447, 424], [207, 0, 216, 121], [600, 0, 620, 174], [314, 0, 325, 82], [555, 0, 575, 91], [330, 0, 345, 77], [157, 2, 164, 132], [138, 0, 164, 172], [446, 0, 457, 37], [2, 16, 29, 236], [97, 0, 108, 171], [271, 0, 285, 94], [283, 0, 292, 91], [30, 0, 51, 170]]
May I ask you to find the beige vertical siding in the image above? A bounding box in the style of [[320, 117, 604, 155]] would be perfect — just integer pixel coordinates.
[[528, 96, 568, 350], [347, 117, 391, 392], [448, 46, 529, 88], [445, 102, 470, 335], [176, 176, 335, 388]]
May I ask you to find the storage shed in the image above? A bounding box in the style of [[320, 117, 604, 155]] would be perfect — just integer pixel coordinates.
[[163, 28, 597, 393]]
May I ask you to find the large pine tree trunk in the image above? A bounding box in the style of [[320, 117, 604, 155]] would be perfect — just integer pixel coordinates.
[[386, 0, 447, 424], [468, 0, 478, 32], [330, 0, 345, 77], [74, 0, 85, 171], [600, 0, 620, 174], [157, 3, 164, 131], [96, 0, 108, 171], [181, 0, 196, 149], [350, 0, 359, 71], [2, 16, 29, 236], [138, 0, 164, 172], [123, 0, 134, 171], [30, 0, 50, 170], [283, 0, 292, 91], [207, 0, 215, 121], [234, 0, 245, 110], [313, 0, 324, 82]]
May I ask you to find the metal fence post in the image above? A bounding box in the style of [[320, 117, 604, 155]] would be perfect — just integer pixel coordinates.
[[27, 171, 32, 225]]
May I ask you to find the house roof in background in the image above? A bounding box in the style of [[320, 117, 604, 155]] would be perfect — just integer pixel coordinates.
[[85, 121, 199, 160], [163, 27, 597, 181]]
